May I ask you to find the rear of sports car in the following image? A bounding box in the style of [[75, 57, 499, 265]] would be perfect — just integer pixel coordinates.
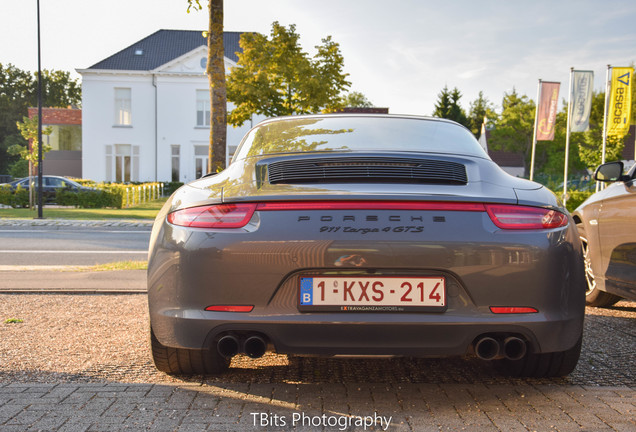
[[148, 115, 585, 377]]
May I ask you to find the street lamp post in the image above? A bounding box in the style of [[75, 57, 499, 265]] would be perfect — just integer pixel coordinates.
[[36, 0, 43, 219]]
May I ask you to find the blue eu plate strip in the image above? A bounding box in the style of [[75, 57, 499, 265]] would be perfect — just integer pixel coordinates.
[[300, 278, 313, 305]]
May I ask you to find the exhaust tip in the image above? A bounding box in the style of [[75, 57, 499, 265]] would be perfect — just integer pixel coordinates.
[[217, 335, 239, 358], [503, 337, 527, 361], [475, 336, 500, 361], [244, 335, 267, 359]]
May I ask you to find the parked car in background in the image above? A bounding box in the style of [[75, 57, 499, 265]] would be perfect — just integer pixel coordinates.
[[148, 114, 586, 378], [572, 161, 636, 307], [0, 175, 93, 203], [558, 178, 596, 192]]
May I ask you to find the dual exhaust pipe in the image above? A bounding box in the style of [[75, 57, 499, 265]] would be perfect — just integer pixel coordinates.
[[217, 334, 267, 359], [218, 333, 525, 361], [474, 336, 527, 361]]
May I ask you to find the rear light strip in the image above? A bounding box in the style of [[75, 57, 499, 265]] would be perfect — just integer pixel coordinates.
[[255, 201, 486, 212], [167, 201, 568, 230]]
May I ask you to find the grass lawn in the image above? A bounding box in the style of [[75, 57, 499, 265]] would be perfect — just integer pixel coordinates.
[[0, 198, 167, 220], [80, 260, 148, 272]]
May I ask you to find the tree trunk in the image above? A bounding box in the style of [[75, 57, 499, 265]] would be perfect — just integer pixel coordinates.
[[207, 0, 226, 173]]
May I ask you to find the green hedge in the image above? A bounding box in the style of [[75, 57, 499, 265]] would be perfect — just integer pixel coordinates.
[[565, 190, 594, 213], [55, 189, 123, 209], [163, 182, 184, 196], [0, 185, 29, 208]]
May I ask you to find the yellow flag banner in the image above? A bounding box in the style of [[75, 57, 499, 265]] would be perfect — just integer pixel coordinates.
[[608, 67, 633, 137]]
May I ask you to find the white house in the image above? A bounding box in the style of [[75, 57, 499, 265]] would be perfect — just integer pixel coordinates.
[[77, 30, 262, 183]]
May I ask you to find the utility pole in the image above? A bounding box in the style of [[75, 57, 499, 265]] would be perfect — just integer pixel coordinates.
[[36, 0, 43, 218]]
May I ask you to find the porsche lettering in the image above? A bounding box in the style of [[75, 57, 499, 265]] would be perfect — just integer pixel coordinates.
[[298, 215, 425, 222]]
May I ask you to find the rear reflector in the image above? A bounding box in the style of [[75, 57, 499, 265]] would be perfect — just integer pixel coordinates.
[[205, 305, 254, 312], [167, 203, 257, 228], [490, 306, 538, 314], [485, 204, 568, 230]]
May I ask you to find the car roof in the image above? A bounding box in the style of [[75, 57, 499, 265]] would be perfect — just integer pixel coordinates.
[[254, 113, 465, 129]]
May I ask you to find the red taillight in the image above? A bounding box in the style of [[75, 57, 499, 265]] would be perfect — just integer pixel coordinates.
[[205, 305, 254, 312], [490, 306, 538, 314], [485, 204, 568, 230], [167, 203, 257, 228]]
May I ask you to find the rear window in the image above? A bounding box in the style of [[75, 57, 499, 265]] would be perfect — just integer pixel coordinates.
[[233, 116, 489, 162]]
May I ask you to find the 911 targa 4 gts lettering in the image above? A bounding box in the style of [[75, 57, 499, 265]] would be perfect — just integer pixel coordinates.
[[148, 114, 586, 377]]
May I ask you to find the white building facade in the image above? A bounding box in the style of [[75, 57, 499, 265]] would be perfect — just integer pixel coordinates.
[[78, 30, 260, 183]]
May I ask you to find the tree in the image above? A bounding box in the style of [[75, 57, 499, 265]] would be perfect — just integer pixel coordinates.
[[226, 22, 350, 127], [187, 0, 227, 172], [341, 91, 373, 108], [432, 86, 468, 127], [432, 86, 452, 118], [0, 64, 34, 175], [467, 91, 497, 139], [488, 89, 536, 173], [9, 116, 52, 168], [37, 69, 81, 108], [0, 63, 80, 175], [532, 103, 587, 179]]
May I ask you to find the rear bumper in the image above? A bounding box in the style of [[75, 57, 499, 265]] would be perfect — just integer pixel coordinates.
[[150, 309, 584, 357], [148, 208, 586, 356]]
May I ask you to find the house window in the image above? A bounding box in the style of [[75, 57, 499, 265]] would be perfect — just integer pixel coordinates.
[[196, 90, 210, 127], [114, 88, 132, 125], [44, 125, 82, 151], [115, 144, 131, 182], [171, 145, 180, 182], [105, 145, 113, 182], [194, 145, 208, 178], [106, 144, 139, 183]]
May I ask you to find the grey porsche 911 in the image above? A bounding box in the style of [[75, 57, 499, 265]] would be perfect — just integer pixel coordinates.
[[148, 114, 585, 378]]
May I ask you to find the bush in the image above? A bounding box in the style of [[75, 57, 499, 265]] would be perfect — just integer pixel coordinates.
[[163, 182, 183, 196], [0, 184, 29, 208], [55, 189, 123, 209], [1, 180, 163, 209], [12, 185, 29, 208], [0, 185, 13, 206], [566, 190, 594, 213]]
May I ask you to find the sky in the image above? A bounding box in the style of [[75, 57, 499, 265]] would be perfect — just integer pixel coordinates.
[[2, 0, 636, 116]]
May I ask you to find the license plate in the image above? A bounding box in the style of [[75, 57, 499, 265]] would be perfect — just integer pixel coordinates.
[[298, 276, 446, 312]]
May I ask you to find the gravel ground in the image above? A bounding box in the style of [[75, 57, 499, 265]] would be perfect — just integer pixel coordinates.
[[0, 294, 634, 387]]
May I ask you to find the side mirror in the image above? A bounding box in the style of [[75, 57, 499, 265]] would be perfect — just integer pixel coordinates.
[[594, 161, 628, 182]]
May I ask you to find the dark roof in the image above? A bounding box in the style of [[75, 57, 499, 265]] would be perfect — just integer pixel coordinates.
[[89, 30, 244, 70], [488, 150, 525, 167]]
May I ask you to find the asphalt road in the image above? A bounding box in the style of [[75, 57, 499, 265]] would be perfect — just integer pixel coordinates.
[[0, 225, 151, 266]]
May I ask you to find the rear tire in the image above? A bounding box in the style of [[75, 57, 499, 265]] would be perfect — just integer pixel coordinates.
[[494, 334, 582, 378], [150, 326, 229, 375], [579, 229, 622, 307]]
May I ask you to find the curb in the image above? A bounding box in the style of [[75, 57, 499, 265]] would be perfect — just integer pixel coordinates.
[[0, 218, 154, 228], [0, 269, 147, 294]]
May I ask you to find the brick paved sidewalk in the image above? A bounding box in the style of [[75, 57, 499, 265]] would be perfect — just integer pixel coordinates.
[[0, 382, 634, 431]]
